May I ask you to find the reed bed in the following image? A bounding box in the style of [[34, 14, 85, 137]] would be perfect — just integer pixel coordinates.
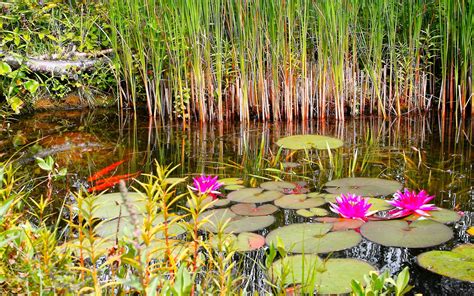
[[108, 0, 472, 121]]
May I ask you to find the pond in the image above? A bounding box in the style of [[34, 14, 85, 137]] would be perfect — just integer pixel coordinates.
[[2, 109, 472, 294]]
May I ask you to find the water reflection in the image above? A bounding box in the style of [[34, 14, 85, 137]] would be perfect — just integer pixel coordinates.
[[1, 110, 473, 294]]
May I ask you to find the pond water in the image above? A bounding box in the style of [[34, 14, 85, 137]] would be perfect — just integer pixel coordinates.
[[2, 109, 473, 295]]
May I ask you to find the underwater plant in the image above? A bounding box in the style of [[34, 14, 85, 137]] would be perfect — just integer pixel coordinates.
[[387, 189, 437, 218], [329, 193, 375, 221], [189, 174, 223, 199]]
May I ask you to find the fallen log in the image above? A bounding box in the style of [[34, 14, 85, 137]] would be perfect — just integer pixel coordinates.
[[0, 49, 113, 79]]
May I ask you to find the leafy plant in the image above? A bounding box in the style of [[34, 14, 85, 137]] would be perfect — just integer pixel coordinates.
[[351, 267, 413, 296]]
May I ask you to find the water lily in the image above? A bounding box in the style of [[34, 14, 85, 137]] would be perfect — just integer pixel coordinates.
[[329, 193, 375, 221], [190, 174, 223, 199], [387, 189, 437, 218]]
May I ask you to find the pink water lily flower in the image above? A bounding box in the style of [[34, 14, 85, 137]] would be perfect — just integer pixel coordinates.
[[387, 189, 437, 218], [329, 193, 375, 221], [190, 174, 223, 200]]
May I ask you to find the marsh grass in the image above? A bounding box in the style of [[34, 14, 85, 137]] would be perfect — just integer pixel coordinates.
[[107, 0, 472, 121]]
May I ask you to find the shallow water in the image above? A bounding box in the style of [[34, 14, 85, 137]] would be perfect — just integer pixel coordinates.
[[2, 109, 473, 294]]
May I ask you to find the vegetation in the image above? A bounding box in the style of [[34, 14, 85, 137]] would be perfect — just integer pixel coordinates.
[[1, 0, 472, 121]]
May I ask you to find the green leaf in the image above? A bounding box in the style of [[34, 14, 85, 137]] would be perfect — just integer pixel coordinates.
[[6, 96, 24, 114], [395, 267, 410, 296], [351, 279, 365, 296], [0, 61, 12, 75], [24, 80, 40, 94], [36, 156, 54, 171], [0, 197, 14, 224]]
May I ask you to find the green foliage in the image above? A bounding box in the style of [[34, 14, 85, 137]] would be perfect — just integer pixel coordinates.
[[351, 267, 413, 296]]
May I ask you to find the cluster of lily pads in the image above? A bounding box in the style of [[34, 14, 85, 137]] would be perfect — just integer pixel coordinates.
[[186, 172, 471, 294], [80, 134, 471, 294]]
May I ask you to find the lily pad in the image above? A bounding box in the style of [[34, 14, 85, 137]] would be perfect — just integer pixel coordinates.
[[186, 196, 230, 209], [276, 135, 343, 150], [260, 181, 296, 192], [224, 184, 246, 191], [324, 195, 393, 213], [360, 220, 453, 248], [417, 244, 474, 282], [405, 208, 462, 224], [219, 178, 244, 185], [324, 177, 402, 197], [296, 208, 329, 218], [80, 192, 147, 219], [230, 203, 278, 216], [266, 223, 361, 253], [208, 232, 266, 252], [227, 188, 283, 203], [199, 209, 275, 233], [274, 194, 326, 209], [315, 217, 365, 231], [96, 215, 186, 240], [268, 255, 376, 294]]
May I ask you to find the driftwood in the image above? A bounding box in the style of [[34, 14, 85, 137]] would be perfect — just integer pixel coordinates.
[[0, 49, 113, 79]]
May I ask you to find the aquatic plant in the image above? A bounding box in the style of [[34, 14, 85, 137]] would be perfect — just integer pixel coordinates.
[[189, 174, 223, 199], [329, 193, 375, 221], [387, 189, 437, 218]]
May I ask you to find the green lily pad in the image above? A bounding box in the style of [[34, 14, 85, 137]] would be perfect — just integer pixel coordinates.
[[274, 194, 326, 209], [208, 232, 266, 252], [227, 188, 283, 203], [324, 177, 402, 196], [224, 184, 246, 191], [80, 192, 147, 219], [417, 244, 474, 282], [276, 135, 343, 150], [405, 208, 462, 224], [199, 209, 275, 233], [360, 220, 453, 248], [163, 177, 187, 185], [315, 217, 365, 231], [186, 196, 230, 209], [219, 178, 244, 185], [230, 203, 278, 216], [266, 223, 361, 253], [268, 255, 376, 294], [296, 208, 329, 218], [96, 215, 186, 240], [260, 181, 296, 192]]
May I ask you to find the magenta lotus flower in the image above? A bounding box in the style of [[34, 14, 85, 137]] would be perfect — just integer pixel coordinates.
[[190, 174, 223, 199], [387, 189, 437, 218], [329, 193, 375, 221]]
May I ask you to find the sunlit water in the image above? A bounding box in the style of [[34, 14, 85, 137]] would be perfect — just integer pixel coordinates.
[[2, 109, 472, 295]]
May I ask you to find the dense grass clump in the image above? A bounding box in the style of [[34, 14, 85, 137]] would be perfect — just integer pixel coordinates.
[[109, 0, 472, 121]]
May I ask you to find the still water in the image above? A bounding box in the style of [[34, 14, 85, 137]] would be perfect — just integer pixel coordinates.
[[2, 109, 473, 295]]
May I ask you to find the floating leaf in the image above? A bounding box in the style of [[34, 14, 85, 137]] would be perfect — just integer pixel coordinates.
[[468, 227, 474, 236], [227, 188, 283, 203], [417, 244, 474, 282], [199, 209, 275, 233], [315, 217, 365, 231], [186, 196, 230, 209], [208, 232, 265, 252], [405, 208, 462, 224], [219, 178, 244, 185], [268, 255, 376, 294], [163, 177, 187, 185], [230, 203, 278, 216], [296, 208, 329, 218], [360, 220, 453, 248], [324, 177, 402, 196], [260, 181, 296, 192], [266, 223, 361, 253], [276, 135, 343, 150], [80, 192, 147, 219], [274, 194, 326, 209], [96, 215, 186, 240], [224, 184, 246, 191]]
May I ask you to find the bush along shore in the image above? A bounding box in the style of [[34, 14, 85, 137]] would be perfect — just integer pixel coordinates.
[[1, 0, 473, 121]]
